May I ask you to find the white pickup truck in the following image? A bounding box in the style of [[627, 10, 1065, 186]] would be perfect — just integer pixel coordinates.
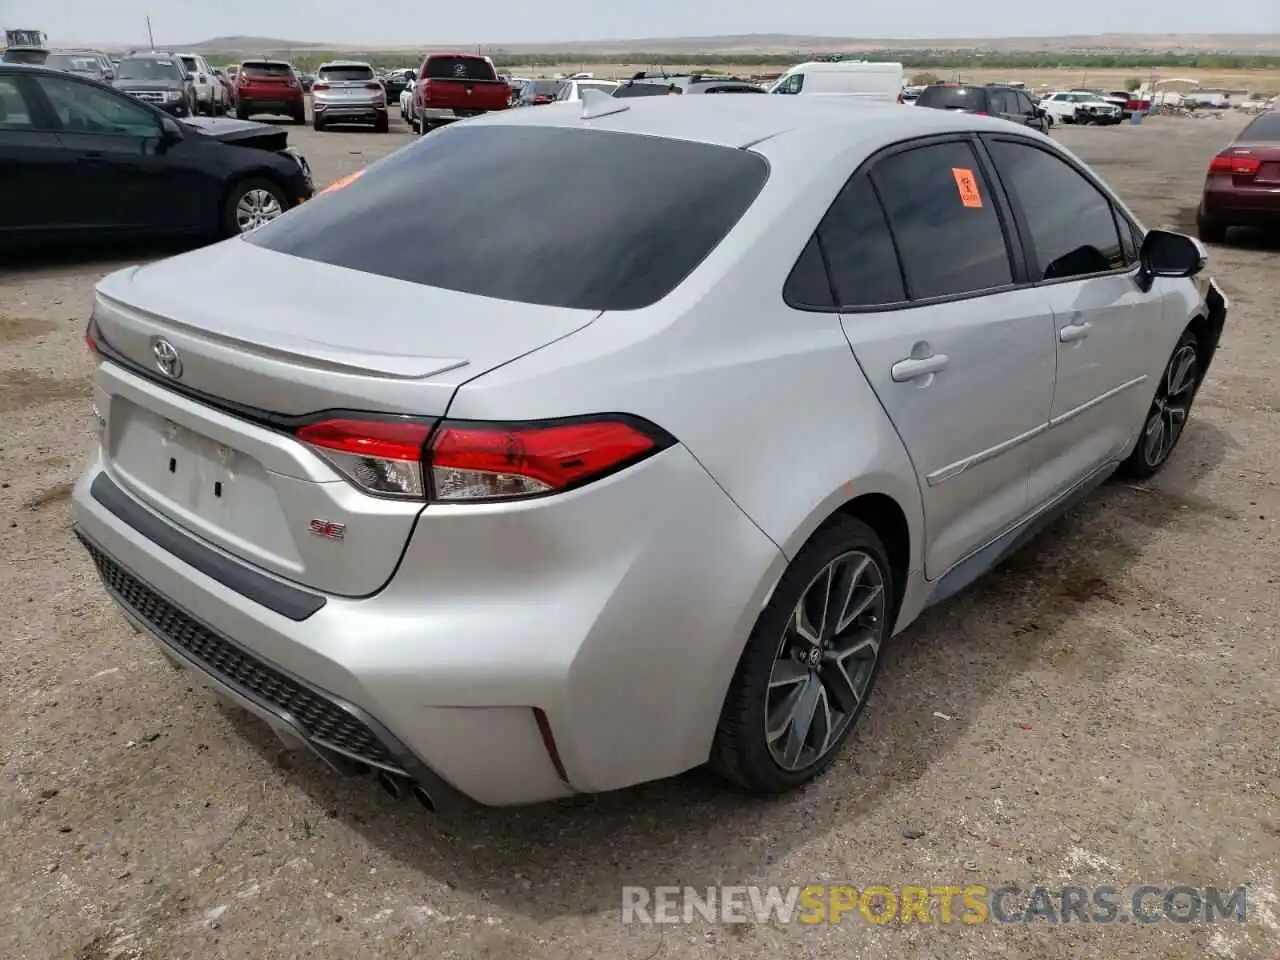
[[1039, 90, 1123, 124], [178, 52, 229, 115]]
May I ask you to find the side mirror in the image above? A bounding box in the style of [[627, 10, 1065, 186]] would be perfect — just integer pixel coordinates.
[[159, 116, 184, 143], [1035, 107, 1046, 118], [1137, 229, 1206, 290]]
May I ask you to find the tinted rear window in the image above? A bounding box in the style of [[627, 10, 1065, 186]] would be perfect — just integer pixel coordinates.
[[915, 85, 988, 110], [46, 53, 101, 72], [3, 49, 49, 64], [614, 82, 681, 98], [426, 57, 496, 81], [246, 125, 769, 311], [1238, 111, 1280, 142], [241, 62, 293, 77], [318, 65, 374, 81]]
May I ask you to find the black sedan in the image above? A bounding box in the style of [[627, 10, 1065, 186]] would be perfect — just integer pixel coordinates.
[[380, 68, 415, 103], [0, 64, 314, 249]]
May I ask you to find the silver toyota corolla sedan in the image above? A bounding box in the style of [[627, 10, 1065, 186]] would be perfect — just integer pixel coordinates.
[[73, 95, 1227, 811]]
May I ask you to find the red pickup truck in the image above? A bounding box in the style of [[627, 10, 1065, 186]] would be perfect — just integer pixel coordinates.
[[412, 53, 510, 134]]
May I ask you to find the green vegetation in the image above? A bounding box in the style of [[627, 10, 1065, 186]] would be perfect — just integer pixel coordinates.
[[223, 49, 1280, 74]]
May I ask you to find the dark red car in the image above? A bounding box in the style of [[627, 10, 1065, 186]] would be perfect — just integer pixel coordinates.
[[1197, 110, 1280, 242], [235, 58, 306, 124]]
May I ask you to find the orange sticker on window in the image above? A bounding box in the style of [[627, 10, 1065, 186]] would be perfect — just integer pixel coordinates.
[[319, 169, 363, 195], [951, 167, 983, 208]]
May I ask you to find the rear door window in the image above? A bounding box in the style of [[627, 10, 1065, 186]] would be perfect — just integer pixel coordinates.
[[869, 140, 1014, 299], [246, 125, 769, 312], [811, 177, 906, 308], [425, 57, 496, 81], [0, 76, 35, 128]]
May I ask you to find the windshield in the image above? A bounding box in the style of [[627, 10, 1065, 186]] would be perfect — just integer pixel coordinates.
[[427, 56, 496, 81], [247, 124, 769, 312], [318, 65, 374, 82], [118, 57, 180, 81], [46, 53, 101, 73]]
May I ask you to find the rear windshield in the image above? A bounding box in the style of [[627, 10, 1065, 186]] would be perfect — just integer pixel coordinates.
[[614, 82, 682, 98], [180, 56, 198, 70], [915, 85, 988, 110], [700, 83, 765, 94], [318, 65, 374, 82], [46, 53, 101, 73], [523, 79, 560, 95], [426, 56, 496, 81], [1238, 111, 1280, 142], [117, 57, 181, 81], [241, 61, 293, 77], [246, 125, 769, 311]]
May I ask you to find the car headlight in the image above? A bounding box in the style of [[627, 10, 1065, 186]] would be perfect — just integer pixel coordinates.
[[166, 90, 182, 100]]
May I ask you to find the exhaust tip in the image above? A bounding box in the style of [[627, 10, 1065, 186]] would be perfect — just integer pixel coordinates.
[[376, 770, 403, 800], [412, 785, 436, 813]]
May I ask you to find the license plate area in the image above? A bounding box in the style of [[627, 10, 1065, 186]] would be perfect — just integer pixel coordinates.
[[106, 397, 299, 570]]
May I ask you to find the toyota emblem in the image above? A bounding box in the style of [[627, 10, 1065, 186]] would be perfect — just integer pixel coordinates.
[[152, 338, 183, 379]]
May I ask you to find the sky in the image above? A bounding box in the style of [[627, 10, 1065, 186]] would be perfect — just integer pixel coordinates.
[[7, 0, 1279, 48]]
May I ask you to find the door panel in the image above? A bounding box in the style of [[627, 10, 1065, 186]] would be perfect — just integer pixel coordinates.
[[0, 74, 75, 236], [983, 135, 1165, 507], [1029, 275, 1163, 505], [32, 72, 205, 232], [843, 291, 1056, 576]]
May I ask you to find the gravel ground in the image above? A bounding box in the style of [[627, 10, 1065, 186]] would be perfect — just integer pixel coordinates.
[[1, 111, 1277, 960]]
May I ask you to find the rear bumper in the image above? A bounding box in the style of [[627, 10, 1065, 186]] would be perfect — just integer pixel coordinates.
[[240, 98, 304, 114], [313, 100, 387, 124], [422, 106, 499, 121], [1200, 183, 1280, 224], [72, 442, 783, 807]]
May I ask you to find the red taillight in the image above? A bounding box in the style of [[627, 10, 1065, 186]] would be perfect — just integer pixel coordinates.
[[1209, 154, 1261, 176], [974, 110, 988, 116], [311, 81, 330, 91], [296, 415, 670, 503], [85, 317, 100, 358], [297, 418, 432, 499], [364, 81, 382, 90], [418, 78, 431, 101]]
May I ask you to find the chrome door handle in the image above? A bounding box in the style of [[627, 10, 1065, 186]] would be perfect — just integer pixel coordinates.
[[891, 354, 949, 382], [1059, 321, 1092, 343]]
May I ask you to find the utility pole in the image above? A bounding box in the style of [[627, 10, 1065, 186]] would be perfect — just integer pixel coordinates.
[[146, 15, 155, 50]]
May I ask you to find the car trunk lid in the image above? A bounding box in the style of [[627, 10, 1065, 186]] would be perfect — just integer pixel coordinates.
[[90, 239, 598, 596]]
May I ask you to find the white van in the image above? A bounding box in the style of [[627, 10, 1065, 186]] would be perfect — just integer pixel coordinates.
[[769, 60, 904, 102]]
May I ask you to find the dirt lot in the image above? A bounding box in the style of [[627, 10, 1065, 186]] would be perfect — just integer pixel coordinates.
[[1, 111, 1277, 960]]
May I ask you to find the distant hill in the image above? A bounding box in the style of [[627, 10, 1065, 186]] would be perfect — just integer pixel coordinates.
[[157, 32, 1280, 56], [184, 36, 321, 51]]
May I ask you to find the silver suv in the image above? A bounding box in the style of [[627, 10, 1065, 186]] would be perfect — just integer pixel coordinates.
[[74, 97, 1225, 810], [311, 60, 387, 132]]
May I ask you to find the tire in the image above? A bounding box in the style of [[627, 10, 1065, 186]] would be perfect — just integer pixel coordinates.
[[420, 120, 432, 136], [236, 104, 249, 121], [291, 106, 306, 125], [374, 113, 389, 133], [221, 178, 289, 238], [1119, 330, 1201, 480], [312, 115, 325, 131], [710, 515, 893, 795], [1196, 216, 1228, 244]]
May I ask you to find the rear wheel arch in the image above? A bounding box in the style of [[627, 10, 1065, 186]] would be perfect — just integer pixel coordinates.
[[830, 493, 911, 632]]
